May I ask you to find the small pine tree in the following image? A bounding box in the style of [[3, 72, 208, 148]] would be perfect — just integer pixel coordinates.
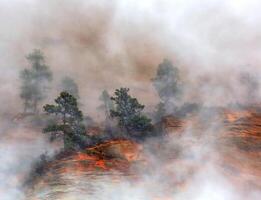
[[110, 88, 152, 139], [60, 77, 79, 99], [43, 91, 86, 150], [20, 49, 52, 113], [152, 59, 181, 112]]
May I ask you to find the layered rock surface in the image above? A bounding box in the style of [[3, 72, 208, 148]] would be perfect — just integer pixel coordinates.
[[27, 108, 261, 200]]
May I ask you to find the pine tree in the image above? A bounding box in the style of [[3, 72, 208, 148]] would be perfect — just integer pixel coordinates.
[[110, 88, 152, 139], [20, 49, 52, 113], [152, 59, 181, 112], [43, 91, 86, 150]]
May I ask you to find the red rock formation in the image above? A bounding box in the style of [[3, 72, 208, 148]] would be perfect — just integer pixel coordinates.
[[27, 108, 261, 199]]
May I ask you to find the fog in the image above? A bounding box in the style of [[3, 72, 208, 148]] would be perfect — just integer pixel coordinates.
[[0, 118, 58, 200], [0, 0, 260, 200], [0, 0, 260, 115]]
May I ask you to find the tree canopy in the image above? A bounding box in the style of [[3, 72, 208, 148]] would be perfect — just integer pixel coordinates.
[[43, 91, 86, 150], [110, 88, 152, 139], [152, 59, 181, 102], [20, 49, 52, 113], [152, 59, 182, 114]]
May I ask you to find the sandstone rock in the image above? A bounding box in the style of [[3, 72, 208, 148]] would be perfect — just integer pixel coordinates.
[[86, 139, 142, 162]]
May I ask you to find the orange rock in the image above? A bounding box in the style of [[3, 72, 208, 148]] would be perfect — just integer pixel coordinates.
[[87, 139, 142, 162]]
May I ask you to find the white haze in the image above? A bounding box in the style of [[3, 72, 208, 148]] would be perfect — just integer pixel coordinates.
[[0, 0, 260, 115], [30, 116, 260, 200], [0, 118, 58, 200], [0, 0, 260, 200]]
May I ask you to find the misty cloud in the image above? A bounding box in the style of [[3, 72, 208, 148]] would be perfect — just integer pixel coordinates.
[[0, 0, 260, 116], [0, 1, 260, 199]]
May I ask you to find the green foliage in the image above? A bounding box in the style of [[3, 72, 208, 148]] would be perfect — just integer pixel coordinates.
[[152, 59, 181, 103], [43, 91, 86, 150], [20, 49, 52, 113], [110, 88, 152, 138], [129, 115, 152, 132], [60, 77, 79, 99]]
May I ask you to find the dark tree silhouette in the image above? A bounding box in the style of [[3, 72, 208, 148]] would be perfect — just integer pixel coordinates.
[[43, 91, 86, 150], [110, 88, 152, 139], [20, 49, 52, 113]]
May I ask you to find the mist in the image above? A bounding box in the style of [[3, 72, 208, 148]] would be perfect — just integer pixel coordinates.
[[0, 0, 260, 200], [0, 0, 260, 115]]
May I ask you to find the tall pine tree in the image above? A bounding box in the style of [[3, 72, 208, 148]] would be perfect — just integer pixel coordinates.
[[20, 49, 52, 113], [152, 59, 182, 114], [110, 88, 152, 139], [43, 91, 86, 150]]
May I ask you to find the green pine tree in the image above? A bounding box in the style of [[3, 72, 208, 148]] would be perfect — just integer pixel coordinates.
[[43, 91, 86, 150], [110, 88, 152, 139]]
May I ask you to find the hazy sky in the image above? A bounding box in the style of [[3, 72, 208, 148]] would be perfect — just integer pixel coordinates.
[[0, 0, 260, 117]]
